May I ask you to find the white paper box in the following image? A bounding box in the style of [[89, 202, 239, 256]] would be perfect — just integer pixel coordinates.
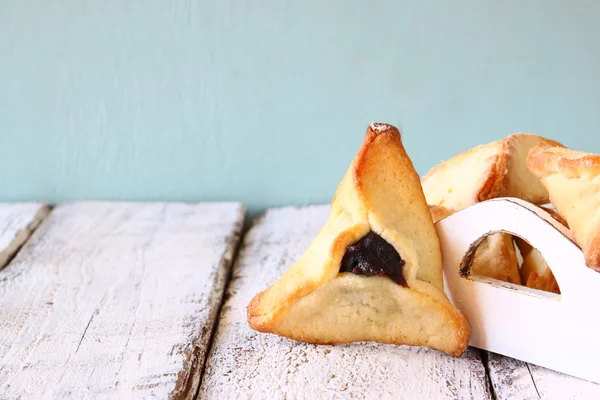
[[435, 197, 600, 384]]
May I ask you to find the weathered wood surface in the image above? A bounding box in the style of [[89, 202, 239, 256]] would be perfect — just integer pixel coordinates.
[[0, 201, 245, 399], [199, 205, 492, 400], [0, 202, 50, 270], [486, 352, 600, 400]]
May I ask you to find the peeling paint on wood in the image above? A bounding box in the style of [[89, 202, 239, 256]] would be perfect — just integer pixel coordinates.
[[486, 352, 600, 400], [0, 202, 50, 270], [0, 202, 245, 399], [199, 205, 492, 399], [485, 352, 539, 400]]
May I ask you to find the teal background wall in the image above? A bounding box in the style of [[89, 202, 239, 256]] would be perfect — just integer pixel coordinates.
[[1, 1, 599, 214]]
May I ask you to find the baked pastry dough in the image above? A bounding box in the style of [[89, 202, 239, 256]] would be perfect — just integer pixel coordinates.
[[471, 233, 520, 284], [422, 133, 561, 285], [513, 206, 566, 294], [247, 123, 470, 356], [515, 238, 560, 294], [422, 133, 563, 211], [527, 145, 600, 271], [429, 206, 520, 284]]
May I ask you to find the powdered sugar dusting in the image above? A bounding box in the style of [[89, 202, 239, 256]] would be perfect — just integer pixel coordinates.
[[370, 122, 392, 132]]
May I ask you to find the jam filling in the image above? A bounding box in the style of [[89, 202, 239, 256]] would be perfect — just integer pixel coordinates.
[[340, 231, 407, 287]]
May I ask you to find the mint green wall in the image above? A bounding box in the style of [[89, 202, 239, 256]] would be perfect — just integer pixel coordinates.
[[2, 1, 599, 214]]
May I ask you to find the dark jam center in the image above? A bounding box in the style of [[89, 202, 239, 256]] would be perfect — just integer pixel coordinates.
[[340, 231, 407, 287]]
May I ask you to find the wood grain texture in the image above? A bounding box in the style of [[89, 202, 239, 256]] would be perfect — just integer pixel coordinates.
[[0, 201, 245, 399], [485, 352, 539, 400], [486, 352, 600, 400], [199, 205, 492, 400], [0, 202, 50, 270]]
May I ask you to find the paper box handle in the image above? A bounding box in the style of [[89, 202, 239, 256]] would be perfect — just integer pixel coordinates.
[[436, 197, 589, 300]]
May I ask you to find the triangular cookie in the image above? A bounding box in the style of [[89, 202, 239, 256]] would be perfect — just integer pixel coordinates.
[[422, 133, 564, 211], [515, 238, 560, 294], [471, 233, 520, 284], [514, 206, 566, 294], [422, 133, 563, 285], [247, 123, 470, 356], [527, 144, 600, 271]]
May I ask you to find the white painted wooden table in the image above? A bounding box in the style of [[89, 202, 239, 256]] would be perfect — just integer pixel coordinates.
[[0, 202, 50, 270], [199, 206, 491, 400], [0, 201, 245, 399], [486, 352, 600, 400], [199, 205, 600, 400], [1, 202, 598, 399]]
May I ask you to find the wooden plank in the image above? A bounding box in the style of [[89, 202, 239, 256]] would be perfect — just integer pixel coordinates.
[[0, 201, 245, 399], [484, 352, 539, 400], [199, 205, 492, 399], [0, 202, 50, 270], [486, 352, 600, 400]]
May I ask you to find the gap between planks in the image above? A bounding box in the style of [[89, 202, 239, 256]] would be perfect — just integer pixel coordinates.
[[484, 351, 600, 400], [199, 205, 492, 400], [0, 201, 245, 399], [0, 202, 50, 271], [194, 213, 250, 399]]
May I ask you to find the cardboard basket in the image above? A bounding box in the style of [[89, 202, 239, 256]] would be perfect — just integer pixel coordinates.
[[436, 197, 600, 383]]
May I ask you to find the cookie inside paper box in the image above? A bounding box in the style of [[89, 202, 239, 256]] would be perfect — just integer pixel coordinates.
[[422, 133, 567, 294]]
